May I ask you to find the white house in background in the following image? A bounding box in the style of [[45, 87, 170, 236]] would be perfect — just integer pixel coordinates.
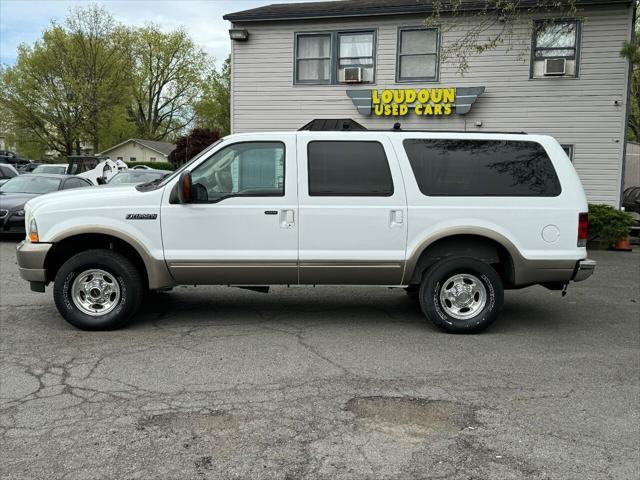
[[99, 138, 175, 163]]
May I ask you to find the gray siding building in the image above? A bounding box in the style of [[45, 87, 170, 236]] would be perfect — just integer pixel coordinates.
[[225, 0, 635, 205]]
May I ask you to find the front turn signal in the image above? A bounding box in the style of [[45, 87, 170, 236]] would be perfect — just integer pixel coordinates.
[[28, 217, 39, 243]]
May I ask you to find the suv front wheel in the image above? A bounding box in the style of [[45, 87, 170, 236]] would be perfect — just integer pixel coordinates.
[[419, 257, 504, 334], [53, 249, 143, 330]]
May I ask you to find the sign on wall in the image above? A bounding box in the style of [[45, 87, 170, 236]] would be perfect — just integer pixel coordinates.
[[346, 87, 485, 117]]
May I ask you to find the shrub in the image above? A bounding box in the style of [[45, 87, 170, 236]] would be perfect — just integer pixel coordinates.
[[126, 161, 175, 171], [588, 203, 633, 247], [169, 128, 221, 167]]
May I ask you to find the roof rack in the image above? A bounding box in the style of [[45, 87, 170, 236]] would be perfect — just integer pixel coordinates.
[[389, 123, 528, 134], [299, 119, 367, 131], [298, 119, 527, 135]]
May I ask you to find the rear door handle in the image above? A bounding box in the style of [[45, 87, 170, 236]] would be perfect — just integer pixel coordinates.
[[280, 209, 295, 229]]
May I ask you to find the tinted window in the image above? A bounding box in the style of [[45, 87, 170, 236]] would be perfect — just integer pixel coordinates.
[[63, 178, 91, 189], [67, 158, 98, 174], [308, 141, 393, 196], [403, 139, 561, 196]]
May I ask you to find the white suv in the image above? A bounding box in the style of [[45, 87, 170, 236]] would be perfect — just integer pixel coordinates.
[[16, 125, 595, 333]]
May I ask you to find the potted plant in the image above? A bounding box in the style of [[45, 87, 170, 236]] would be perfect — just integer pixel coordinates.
[[588, 204, 634, 250]]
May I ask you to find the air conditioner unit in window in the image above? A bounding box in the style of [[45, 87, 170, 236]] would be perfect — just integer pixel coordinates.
[[544, 58, 566, 76], [342, 66, 363, 83]]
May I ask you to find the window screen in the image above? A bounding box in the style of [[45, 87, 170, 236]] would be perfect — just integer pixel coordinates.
[[308, 141, 393, 196], [533, 20, 578, 59], [397, 28, 439, 81], [338, 32, 374, 83], [296, 34, 331, 83], [403, 139, 561, 196]]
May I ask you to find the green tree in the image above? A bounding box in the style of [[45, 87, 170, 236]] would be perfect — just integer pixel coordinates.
[[427, 0, 578, 73], [62, 5, 133, 152], [0, 6, 132, 156], [195, 55, 231, 136], [128, 25, 209, 141], [0, 112, 49, 159], [0, 33, 85, 156]]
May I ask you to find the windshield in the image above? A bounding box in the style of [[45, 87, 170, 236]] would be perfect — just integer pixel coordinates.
[[109, 171, 166, 185], [155, 138, 225, 189], [33, 165, 67, 175], [0, 176, 61, 194]]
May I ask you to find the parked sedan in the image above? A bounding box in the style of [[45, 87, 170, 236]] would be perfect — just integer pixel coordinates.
[[107, 169, 170, 185], [0, 174, 92, 233]]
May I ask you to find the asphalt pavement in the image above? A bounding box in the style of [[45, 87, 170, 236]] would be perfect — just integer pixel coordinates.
[[0, 237, 638, 480]]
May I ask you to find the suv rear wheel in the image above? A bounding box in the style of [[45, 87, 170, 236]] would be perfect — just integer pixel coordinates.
[[419, 256, 503, 334], [53, 249, 143, 330]]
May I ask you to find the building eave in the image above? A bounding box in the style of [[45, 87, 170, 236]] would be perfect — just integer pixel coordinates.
[[224, 0, 633, 23], [98, 139, 171, 157]]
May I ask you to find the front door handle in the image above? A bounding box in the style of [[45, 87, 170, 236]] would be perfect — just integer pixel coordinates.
[[280, 209, 295, 229]]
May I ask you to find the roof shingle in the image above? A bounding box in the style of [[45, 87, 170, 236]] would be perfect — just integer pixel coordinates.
[[224, 0, 632, 22]]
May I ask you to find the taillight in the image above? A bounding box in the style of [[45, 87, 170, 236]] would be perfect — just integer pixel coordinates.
[[578, 212, 588, 247]]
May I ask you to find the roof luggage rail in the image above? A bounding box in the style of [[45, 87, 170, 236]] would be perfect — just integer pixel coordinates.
[[298, 119, 527, 135], [298, 119, 368, 131], [389, 123, 527, 134]]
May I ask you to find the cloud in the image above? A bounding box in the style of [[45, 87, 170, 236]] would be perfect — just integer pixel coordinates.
[[0, 0, 308, 66]]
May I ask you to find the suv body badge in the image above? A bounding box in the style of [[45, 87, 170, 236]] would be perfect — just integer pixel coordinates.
[[126, 213, 158, 220]]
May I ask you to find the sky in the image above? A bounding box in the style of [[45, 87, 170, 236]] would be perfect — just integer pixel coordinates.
[[0, 0, 307, 67]]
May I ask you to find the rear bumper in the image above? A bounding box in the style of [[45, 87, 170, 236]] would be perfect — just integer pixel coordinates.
[[511, 256, 596, 288], [572, 258, 596, 282], [16, 241, 51, 283]]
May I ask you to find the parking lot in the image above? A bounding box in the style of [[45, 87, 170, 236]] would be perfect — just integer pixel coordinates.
[[0, 237, 638, 480]]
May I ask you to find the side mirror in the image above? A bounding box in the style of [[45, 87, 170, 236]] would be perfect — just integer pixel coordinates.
[[96, 177, 106, 185], [177, 170, 192, 204]]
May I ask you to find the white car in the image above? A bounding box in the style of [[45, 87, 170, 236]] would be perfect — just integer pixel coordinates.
[[66, 156, 128, 185], [17, 124, 595, 332]]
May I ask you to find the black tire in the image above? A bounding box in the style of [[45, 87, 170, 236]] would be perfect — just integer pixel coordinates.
[[418, 256, 504, 334], [53, 249, 143, 330]]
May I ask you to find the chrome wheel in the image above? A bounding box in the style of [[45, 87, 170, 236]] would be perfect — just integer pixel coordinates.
[[71, 269, 121, 316], [438, 273, 487, 320]]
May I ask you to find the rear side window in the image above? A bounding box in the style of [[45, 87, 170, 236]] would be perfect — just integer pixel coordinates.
[[63, 178, 91, 189], [403, 139, 561, 196], [308, 141, 393, 196]]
